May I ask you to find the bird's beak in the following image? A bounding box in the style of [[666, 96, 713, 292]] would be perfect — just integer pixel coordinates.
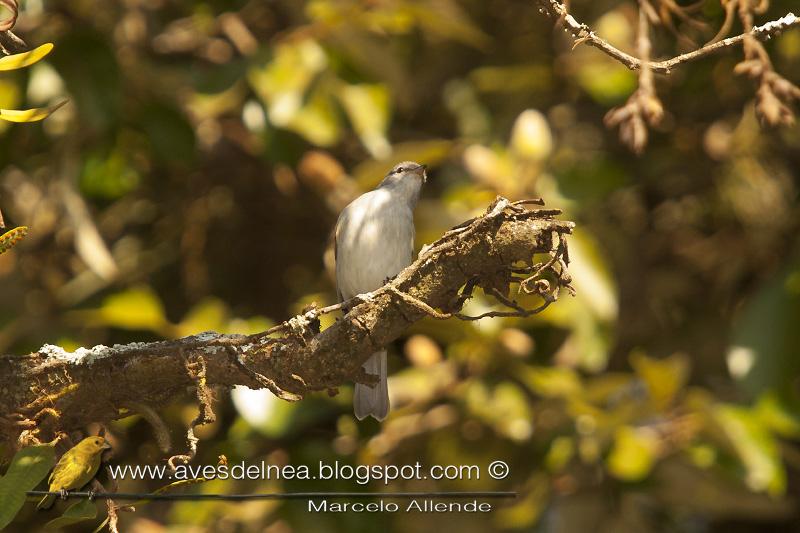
[[417, 164, 428, 184], [102, 441, 112, 450]]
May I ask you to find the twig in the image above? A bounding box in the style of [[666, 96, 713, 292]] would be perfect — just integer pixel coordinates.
[[124, 401, 171, 453], [733, 2, 800, 126], [604, 0, 665, 152], [537, 0, 798, 74], [168, 353, 216, 469], [0, 0, 25, 55]]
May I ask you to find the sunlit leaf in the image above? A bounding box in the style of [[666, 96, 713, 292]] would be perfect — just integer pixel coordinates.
[[630, 351, 690, 410], [755, 392, 800, 438], [231, 386, 297, 437], [338, 83, 391, 159], [462, 144, 516, 193], [0, 444, 55, 530], [0, 43, 54, 71], [92, 286, 168, 332], [714, 404, 786, 495], [510, 109, 552, 161], [412, 1, 491, 49], [285, 87, 342, 147], [607, 425, 659, 481], [518, 366, 582, 399], [175, 298, 228, 338], [0, 79, 20, 133], [0, 100, 66, 123], [247, 39, 327, 127]]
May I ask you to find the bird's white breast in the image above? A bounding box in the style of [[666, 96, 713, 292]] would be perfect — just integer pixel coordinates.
[[335, 189, 415, 300]]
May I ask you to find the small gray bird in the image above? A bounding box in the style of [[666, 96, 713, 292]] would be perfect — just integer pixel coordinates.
[[335, 161, 427, 420]]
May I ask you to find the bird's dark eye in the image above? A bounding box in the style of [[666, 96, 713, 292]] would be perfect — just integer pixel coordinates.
[[395, 167, 405, 173]]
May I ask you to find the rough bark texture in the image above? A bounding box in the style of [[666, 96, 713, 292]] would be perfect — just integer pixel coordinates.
[[0, 198, 574, 445]]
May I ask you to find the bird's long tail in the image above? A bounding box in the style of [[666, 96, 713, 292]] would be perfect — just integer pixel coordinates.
[[37, 493, 55, 510], [354, 350, 389, 421]]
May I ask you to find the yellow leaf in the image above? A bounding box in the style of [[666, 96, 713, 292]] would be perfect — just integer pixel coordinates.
[[0, 43, 54, 71], [607, 425, 659, 481], [338, 83, 391, 159], [95, 286, 168, 332], [510, 109, 553, 160], [630, 351, 690, 410], [175, 298, 229, 338], [545, 436, 575, 472], [518, 365, 582, 398], [0, 100, 66, 123]]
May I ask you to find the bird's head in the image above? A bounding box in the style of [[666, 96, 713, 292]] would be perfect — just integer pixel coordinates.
[[378, 161, 427, 206], [77, 436, 112, 453], [386, 161, 427, 184]]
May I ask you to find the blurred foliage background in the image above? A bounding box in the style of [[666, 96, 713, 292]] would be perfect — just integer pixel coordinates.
[[1, 0, 800, 531]]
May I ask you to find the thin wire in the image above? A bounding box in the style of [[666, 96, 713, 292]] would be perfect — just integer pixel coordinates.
[[26, 490, 517, 501]]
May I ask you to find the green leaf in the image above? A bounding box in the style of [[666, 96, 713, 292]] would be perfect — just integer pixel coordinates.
[[43, 498, 98, 530], [50, 32, 120, 131], [140, 103, 196, 163], [730, 259, 800, 396], [80, 149, 141, 199], [0, 43, 54, 71], [607, 425, 659, 481], [714, 404, 786, 495], [755, 391, 800, 438], [0, 443, 55, 530]]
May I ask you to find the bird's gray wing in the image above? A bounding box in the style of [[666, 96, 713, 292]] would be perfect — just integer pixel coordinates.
[[334, 209, 345, 303]]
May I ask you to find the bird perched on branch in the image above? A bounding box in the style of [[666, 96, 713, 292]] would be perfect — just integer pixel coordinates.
[[334, 161, 427, 420], [37, 436, 111, 510]]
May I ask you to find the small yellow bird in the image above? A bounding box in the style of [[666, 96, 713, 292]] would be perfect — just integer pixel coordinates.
[[37, 436, 111, 510]]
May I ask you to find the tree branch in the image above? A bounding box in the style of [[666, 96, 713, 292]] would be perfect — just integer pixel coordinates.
[[0, 197, 574, 446], [537, 0, 798, 74]]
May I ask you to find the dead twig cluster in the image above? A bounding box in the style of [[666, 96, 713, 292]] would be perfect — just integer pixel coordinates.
[[537, 0, 799, 151]]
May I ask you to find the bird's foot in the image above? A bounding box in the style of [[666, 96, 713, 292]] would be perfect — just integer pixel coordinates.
[[58, 489, 68, 501], [87, 490, 96, 501]]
